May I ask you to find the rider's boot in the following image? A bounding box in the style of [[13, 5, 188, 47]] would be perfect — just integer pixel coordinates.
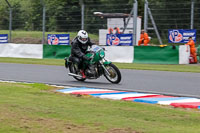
[[80, 69, 86, 78]]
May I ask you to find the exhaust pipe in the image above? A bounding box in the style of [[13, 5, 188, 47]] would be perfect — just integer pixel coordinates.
[[68, 73, 83, 78]]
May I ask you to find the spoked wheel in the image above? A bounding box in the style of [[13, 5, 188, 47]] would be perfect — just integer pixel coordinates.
[[104, 63, 121, 84], [69, 63, 86, 81]]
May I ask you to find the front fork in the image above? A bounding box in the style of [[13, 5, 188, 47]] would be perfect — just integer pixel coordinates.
[[100, 60, 111, 76]]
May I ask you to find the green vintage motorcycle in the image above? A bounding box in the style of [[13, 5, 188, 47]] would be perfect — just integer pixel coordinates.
[[65, 45, 121, 84]]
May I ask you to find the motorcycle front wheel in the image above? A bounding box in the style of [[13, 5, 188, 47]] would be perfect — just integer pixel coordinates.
[[69, 63, 86, 81], [104, 63, 121, 84]]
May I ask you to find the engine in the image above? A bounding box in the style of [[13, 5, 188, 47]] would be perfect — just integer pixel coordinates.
[[85, 64, 98, 78]]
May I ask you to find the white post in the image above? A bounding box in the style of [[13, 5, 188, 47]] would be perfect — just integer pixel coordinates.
[[133, 0, 138, 46]]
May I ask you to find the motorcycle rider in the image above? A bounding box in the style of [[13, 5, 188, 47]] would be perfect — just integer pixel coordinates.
[[70, 30, 94, 78]]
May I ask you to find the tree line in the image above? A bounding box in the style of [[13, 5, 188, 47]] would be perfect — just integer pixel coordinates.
[[0, 0, 140, 33], [0, 0, 197, 36]]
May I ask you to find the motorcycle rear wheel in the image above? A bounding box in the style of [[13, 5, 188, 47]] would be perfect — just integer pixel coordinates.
[[104, 63, 121, 84], [69, 63, 86, 81]]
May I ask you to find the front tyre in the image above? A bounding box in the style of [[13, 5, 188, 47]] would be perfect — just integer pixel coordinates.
[[104, 63, 121, 84]]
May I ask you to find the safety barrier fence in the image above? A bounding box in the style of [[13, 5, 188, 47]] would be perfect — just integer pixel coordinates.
[[134, 46, 179, 64], [0, 44, 191, 64], [1, 0, 200, 45]]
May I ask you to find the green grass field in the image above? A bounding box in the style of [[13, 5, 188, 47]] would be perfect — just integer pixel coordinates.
[[0, 82, 200, 133], [0, 30, 99, 42]]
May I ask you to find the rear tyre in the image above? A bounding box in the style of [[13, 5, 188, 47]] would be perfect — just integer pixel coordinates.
[[69, 63, 86, 81], [104, 63, 121, 84]]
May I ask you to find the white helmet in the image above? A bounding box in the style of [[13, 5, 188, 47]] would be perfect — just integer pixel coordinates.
[[77, 30, 88, 44]]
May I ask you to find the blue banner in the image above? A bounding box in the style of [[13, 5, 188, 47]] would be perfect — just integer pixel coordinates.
[[48, 34, 70, 45], [168, 29, 196, 43], [106, 34, 133, 46], [0, 34, 8, 43]]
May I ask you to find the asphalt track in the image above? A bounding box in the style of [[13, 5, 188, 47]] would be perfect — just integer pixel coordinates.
[[0, 63, 200, 98]]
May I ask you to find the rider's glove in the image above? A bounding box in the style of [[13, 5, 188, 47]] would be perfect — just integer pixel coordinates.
[[83, 55, 91, 61]]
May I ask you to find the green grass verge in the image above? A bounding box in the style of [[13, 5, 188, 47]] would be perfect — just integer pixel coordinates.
[[0, 30, 99, 41], [0, 57, 64, 66], [115, 63, 200, 73], [0, 57, 200, 73], [0, 82, 200, 133]]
